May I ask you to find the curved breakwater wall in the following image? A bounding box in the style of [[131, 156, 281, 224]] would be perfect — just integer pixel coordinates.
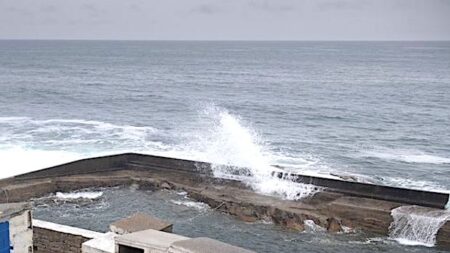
[[12, 153, 449, 209], [1, 153, 450, 249]]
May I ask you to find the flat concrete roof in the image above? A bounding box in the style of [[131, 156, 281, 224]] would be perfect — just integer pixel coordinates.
[[82, 232, 116, 253], [115, 229, 189, 251], [169, 237, 256, 253], [0, 202, 30, 221]]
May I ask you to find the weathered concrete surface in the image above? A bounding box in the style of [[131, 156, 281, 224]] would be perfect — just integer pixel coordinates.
[[0, 153, 449, 249], [168, 237, 255, 253], [115, 229, 189, 253], [82, 232, 116, 253], [110, 213, 173, 234]]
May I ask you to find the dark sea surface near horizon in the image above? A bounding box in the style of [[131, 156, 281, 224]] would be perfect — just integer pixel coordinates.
[[1, 40, 450, 252]]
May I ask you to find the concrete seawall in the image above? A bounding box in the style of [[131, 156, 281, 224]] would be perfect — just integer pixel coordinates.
[[33, 219, 103, 253], [1, 153, 449, 249]]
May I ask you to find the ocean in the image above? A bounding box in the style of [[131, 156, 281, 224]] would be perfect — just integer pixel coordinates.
[[1, 40, 450, 251]]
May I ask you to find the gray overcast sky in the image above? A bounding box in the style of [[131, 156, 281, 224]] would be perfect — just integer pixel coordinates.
[[1, 0, 449, 40]]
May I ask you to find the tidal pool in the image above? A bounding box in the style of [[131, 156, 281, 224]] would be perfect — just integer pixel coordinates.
[[32, 187, 446, 253]]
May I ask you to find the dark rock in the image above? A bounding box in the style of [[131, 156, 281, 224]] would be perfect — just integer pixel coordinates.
[[286, 219, 305, 231], [327, 217, 343, 233]]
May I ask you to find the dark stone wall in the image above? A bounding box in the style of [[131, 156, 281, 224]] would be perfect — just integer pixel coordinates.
[[33, 227, 91, 253]]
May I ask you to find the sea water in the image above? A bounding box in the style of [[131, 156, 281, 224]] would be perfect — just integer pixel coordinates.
[[1, 40, 450, 249], [32, 187, 447, 253]]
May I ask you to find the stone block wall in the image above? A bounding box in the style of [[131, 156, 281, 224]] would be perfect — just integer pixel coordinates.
[[33, 226, 91, 253], [33, 219, 103, 253]]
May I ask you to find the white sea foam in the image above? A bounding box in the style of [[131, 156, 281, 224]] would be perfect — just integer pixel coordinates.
[[0, 116, 160, 179], [362, 148, 450, 164], [170, 200, 209, 210], [4, 111, 446, 201], [304, 220, 326, 233], [0, 147, 83, 179], [383, 177, 448, 193], [389, 205, 450, 247], [55, 191, 104, 200], [0, 110, 323, 199], [0, 116, 157, 145], [176, 191, 188, 196]]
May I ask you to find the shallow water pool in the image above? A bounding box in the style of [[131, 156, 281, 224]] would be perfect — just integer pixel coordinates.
[[32, 187, 446, 253]]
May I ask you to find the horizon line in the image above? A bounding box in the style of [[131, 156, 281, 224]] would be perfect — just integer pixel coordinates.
[[0, 38, 449, 42]]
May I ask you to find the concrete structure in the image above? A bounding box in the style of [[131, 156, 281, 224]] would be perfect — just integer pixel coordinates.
[[110, 213, 172, 234], [82, 232, 116, 253], [33, 219, 103, 253], [115, 229, 189, 253], [272, 171, 449, 209], [13, 153, 450, 209], [0, 202, 33, 253], [32, 219, 255, 253], [114, 230, 256, 253], [0, 153, 449, 248], [168, 237, 255, 253]]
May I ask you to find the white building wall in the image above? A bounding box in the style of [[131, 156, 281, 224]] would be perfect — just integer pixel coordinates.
[[9, 210, 33, 253]]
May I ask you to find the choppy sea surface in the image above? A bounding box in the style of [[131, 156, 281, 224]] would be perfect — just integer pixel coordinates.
[[1, 40, 449, 251]]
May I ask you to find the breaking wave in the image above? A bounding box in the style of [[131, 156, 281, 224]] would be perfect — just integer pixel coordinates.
[[175, 107, 320, 200], [0, 108, 322, 200], [1, 107, 447, 199], [0, 116, 163, 179], [362, 148, 450, 164], [0, 147, 82, 179]]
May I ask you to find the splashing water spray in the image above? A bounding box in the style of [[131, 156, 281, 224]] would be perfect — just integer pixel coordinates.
[[186, 106, 320, 200], [389, 205, 450, 247]]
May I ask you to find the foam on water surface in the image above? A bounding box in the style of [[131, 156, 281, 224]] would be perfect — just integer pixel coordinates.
[[303, 220, 326, 233], [0, 146, 83, 178], [0, 111, 323, 200], [362, 148, 450, 165], [55, 191, 104, 200], [389, 205, 450, 247], [0, 106, 448, 197], [170, 200, 210, 210]]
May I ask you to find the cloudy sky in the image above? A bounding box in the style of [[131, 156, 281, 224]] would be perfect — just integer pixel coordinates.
[[1, 0, 449, 40]]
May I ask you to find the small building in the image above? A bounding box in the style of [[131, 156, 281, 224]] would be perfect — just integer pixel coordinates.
[[0, 202, 33, 253]]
